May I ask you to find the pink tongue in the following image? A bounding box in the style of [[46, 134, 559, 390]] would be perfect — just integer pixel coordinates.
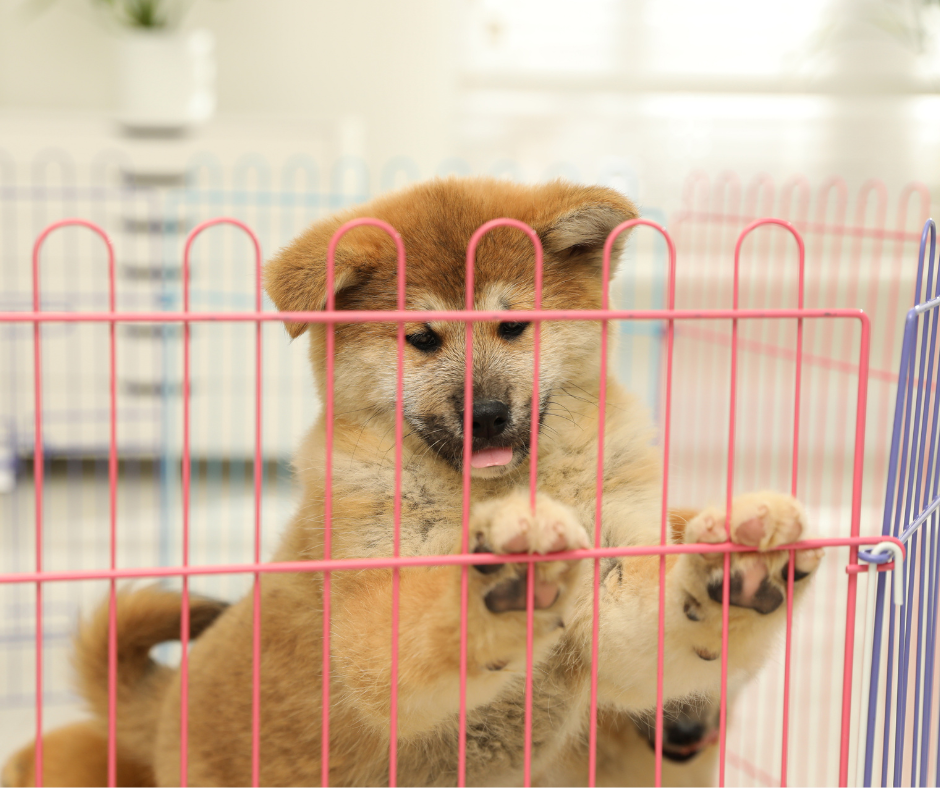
[[470, 446, 513, 468]]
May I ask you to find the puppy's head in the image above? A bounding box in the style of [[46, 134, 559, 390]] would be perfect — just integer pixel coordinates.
[[264, 177, 637, 477]]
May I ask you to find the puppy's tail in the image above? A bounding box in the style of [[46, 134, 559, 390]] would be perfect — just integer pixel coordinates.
[[74, 586, 228, 765]]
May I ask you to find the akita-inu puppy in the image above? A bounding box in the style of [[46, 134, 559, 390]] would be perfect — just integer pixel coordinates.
[[4, 177, 821, 786]]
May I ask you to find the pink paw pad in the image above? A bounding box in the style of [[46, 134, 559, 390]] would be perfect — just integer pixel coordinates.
[[502, 521, 531, 553], [734, 511, 768, 547]]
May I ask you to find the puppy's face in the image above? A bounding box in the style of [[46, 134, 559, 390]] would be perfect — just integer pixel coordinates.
[[264, 177, 637, 477], [345, 284, 588, 479]]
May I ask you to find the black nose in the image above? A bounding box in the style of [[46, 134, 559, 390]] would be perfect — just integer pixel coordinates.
[[665, 719, 706, 748], [472, 400, 510, 439]]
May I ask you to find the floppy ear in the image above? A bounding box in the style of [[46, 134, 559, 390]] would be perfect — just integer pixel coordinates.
[[263, 220, 380, 338], [538, 187, 639, 275]]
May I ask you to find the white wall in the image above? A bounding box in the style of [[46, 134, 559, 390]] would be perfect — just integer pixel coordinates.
[[0, 0, 458, 165], [2, 0, 939, 205]]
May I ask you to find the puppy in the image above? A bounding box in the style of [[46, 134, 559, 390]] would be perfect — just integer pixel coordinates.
[[4, 177, 821, 786]]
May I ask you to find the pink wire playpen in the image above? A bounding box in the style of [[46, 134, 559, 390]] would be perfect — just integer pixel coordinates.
[[0, 169, 937, 787]]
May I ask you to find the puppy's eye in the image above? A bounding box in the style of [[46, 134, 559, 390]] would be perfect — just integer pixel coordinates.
[[498, 321, 529, 340], [406, 328, 441, 353]]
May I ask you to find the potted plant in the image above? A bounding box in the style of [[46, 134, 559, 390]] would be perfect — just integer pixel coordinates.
[[100, 0, 216, 133]]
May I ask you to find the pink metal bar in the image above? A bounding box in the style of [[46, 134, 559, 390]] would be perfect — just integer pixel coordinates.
[[733, 219, 805, 787], [313, 220, 407, 788], [719, 315, 737, 786], [388, 219, 408, 788], [325, 219, 407, 786], [315, 219, 408, 786], [29, 219, 116, 788], [322, 234, 335, 788], [461, 219, 544, 787], [253, 218, 263, 788], [782, 550, 796, 786], [182, 219, 264, 784], [0, 534, 902, 585], [593, 219, 676, 788], [180, 227, 196, 786], [459, 226, 477, 788], [839, 281, 874, 785], [0, 307, 873, 324], [718, 220, 801, 785]]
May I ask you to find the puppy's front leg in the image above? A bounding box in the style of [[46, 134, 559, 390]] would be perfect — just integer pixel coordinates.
[[331, 489, 588, 739], [599, 492, 822, 708], [673, 491, 823, 663]]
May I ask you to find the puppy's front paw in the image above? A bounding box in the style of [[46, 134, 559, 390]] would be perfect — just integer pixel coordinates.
[[469, 490, 588, 615], [685, 492, 822, 615]]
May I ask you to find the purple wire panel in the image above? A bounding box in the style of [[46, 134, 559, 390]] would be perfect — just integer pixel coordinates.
[[862, 218, 940, 786]]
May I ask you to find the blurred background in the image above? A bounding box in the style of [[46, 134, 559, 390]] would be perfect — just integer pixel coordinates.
[[2, 1, 940, 785], [3, 0, 940, 198]]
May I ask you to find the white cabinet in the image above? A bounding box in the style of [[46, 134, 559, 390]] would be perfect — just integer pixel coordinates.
[[0, 111, 363, 482]]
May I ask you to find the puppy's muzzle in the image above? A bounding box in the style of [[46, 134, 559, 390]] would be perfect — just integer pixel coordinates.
[[472, 399, 510, 440], [644, 717, 720, 762]]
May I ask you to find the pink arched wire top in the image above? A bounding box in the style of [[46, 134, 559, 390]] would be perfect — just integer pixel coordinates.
[[323, 217, 406, 787], [182, 218, 264, 311], [733, 218, 806, 310], [462, 218, 543, 787], [31, 219, 116, 788], [598, 218, 677, 787], [179, 218, 264, 787], [726, 218, 808, 786], [32, 219, 117, 311]]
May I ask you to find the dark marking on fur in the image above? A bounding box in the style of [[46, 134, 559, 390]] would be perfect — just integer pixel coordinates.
[[417, 516, 444, 539], [189, 598, 230, 638], [694, 646, 719, 661], [750, 578, 785, 614], [485, 576, 526, 612], [707, 573, 742, 606], [707, 572, 785, 614], [634, 696, 721, 764], [486, 660, 508, 671], [683, 593, 703, 622], [781, 562, 810, 583], [472, 545, 504, 575], [600, 557, 619, 582], [484, 573, 560, 613]]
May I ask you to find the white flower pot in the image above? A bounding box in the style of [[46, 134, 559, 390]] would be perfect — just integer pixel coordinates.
[[116, 28, 215, 133]]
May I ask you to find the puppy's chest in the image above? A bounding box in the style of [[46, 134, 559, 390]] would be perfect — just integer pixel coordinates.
[[337, 441, 639, 559]]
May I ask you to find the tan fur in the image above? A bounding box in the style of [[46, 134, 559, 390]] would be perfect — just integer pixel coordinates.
[[3, 177, 821, 786], [1, 722, 152, 787], [543, 707, 719, 787], [71, 587, 229, 769]]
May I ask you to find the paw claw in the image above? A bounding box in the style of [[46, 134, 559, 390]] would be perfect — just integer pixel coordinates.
[[687, 510, 728, 544]]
